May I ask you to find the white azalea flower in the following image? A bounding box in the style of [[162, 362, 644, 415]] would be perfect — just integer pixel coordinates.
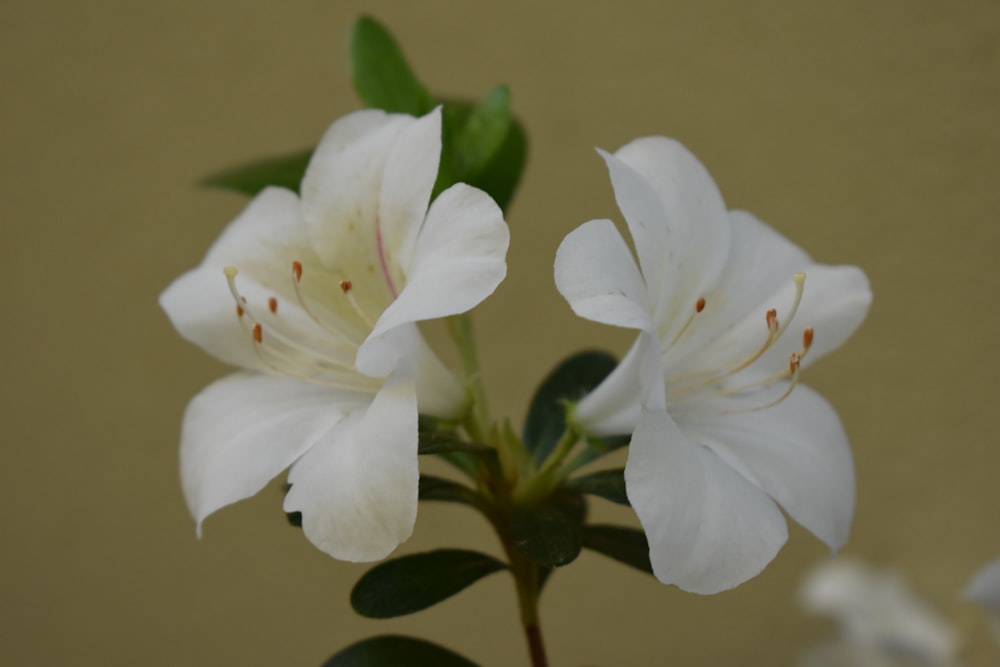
[[800, 559, 959, 666], [554, 137, 872, 593], [966, 559, 1000, 615], [160, 107, 509, 561]]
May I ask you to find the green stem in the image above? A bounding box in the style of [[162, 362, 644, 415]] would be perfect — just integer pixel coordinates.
[[514, 428, 578, 504], [447, 314, 491, 442]]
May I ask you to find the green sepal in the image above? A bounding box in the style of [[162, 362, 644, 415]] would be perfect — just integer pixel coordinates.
[[351, 549, 507, 619], [200, 149, 312, 196], [321, 635, 479, 667], [566, 468, 630, 506], [579, 524, 653, 576], [523, 350, 619, 464], [510, 490, 587, 567], [349, 16, 434, 115]]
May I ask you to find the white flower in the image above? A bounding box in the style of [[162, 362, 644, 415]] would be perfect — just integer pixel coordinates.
[[554, 137, 872, 593], [966, 559, 1000, 616], [800, 559, 959, 666], [160, 107, 509, 561]]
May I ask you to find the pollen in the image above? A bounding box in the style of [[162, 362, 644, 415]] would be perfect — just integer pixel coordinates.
[[789, 352, 801, 373], [268, 297, 278, 314], [292, 261, 303, 283], [766, 308, 778, 332], [252, 323, 263, 344], [696, 297, 706, 313]]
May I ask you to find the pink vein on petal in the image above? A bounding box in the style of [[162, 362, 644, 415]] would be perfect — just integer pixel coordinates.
[[375, 215, 399, 299]]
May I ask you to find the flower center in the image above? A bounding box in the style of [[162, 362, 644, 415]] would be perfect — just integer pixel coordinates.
[[221, 264, 382, 393], [666, 272, 814, 416]]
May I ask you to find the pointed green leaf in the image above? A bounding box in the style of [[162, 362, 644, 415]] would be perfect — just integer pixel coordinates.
[[418, 475, 484, 510], [349, 16, 434, 115], [351, 549, 507, 618], [511, 495, 584, 567], [201, 149, 312, 196], [580, 524, 653, 576], [567, 469, 630, 506], [322, 635, 479, 667], [471, 116, 526, 211], [523, 350, 619, 463]]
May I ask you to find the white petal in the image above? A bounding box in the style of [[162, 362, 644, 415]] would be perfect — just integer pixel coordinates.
[[625, 409, 788, 594], [356, 183, 509, 374], [602, 139, 732, 330], [966, 559, 1000, 613], [677, 384, 855, 551], [554, 219, 653, 332], [160, 187, 324, 370], [573, 337, 644, 436], [694, 264, 872, 386], [160, 265, 265, 370], [665, 210, 811, 368], [284, 375, 419, 561], [300, 110, 412, 302], [179, 372, 366, 533]]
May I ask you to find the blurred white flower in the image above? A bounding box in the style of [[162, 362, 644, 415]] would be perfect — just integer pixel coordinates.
[[554, 137, 871, 593], [160, 107, 509, 561], [800, 559, 960, 667], [965, 559, 1000, 615]]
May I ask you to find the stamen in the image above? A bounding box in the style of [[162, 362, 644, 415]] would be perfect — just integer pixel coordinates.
[[252, 323, 263, 344], [803, 327, 814, 350], [236, 304, 244, 318], [664, 297, 708, 352], [718, 352, 802, 415], [341, 279, 375, 329], [268, 297, 278, 314], [292, 261, 303, 283], [340, 280, 352, 293]]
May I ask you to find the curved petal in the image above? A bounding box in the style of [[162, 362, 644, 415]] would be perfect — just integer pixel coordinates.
[[966, 559, 1000, 613], [603, 138, 732, 330], [300, 110, 411, 304], [356, 183, 509, 375], [573, 336, 644, 436], [554, 219, 653, 332], [625, 408, 788, 594], [676, 384, 855, 551], [179, 372, 366, 534], [284, 374, 419, 561]]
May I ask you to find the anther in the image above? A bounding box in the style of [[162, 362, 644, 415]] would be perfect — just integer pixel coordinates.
[[292, 261, 303, 283], [766, 309, 778, 332], [803, 327, 814, 350], [252, 323, 263, 344], [696, 297, 706, 313], [340, 280, 353, 293], [268, 297, 278, 314], [789, 352, 801, 373], [236, 304, 244, 317]]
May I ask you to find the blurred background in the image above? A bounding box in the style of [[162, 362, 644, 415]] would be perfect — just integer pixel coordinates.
[[3, 1, 999, 664]]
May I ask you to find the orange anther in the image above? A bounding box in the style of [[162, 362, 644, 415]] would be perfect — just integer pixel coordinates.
[[789, 352, 801, 373], [696, 297, 706, 313], [292, 261, 303, 282], [252, 323, 263, 344], [803, 327, 814, 349], [340, 280, 353, 293], [236, 304, 244, 317], [766, 309, 778, 331], [268, 297, 278, 314]]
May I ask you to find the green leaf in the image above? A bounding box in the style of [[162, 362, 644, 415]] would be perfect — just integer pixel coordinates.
[[351, 549, 507, 618], [417, 430, 494, 458], [201, 149, 312, 196], [471, 116, 526, 211], [523, 350, 619, 463], [349, 16, 434, 115], [418, 474, 483, 509], [321, 635, 480, 667], [567, 469, 630, 506], [579, 524, 653, 576], [510, 497, 584, 567]]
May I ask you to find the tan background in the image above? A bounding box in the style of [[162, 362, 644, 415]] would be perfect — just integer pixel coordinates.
[[3, 1, 999, 665]]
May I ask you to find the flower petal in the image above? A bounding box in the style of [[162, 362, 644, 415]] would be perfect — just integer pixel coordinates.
[[554, 218, 653, 332], [676, 384, 855, 551], [573, 337, 644, 436], [966, 559, 1000, 614], [625, 408, 788, 594], [283, 374, 419, 561], [179, 372, 366, 534], [602, 138, 732, 330], [356, 183, 509, 375]]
